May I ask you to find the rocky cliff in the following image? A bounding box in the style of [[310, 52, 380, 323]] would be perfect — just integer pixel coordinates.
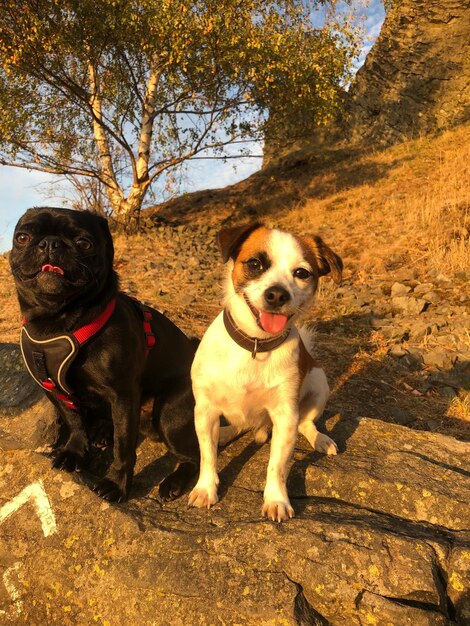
[[265, 0, 470, 164], [347, 0, 470, 145]]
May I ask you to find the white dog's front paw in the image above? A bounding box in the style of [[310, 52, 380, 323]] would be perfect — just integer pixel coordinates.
[[188, 485, 219, 509], [262, 500, 294, 522], [314, 433, 338, 455]]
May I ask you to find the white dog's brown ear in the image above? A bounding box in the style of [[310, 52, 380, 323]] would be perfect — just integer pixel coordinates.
[[303, 235, 343, 284], [218, 222, 263, 263]]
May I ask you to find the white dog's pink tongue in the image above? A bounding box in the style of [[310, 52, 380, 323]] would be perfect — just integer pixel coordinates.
[[259, 311, 288, 334]]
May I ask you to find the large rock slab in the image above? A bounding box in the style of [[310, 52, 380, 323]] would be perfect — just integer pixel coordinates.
[[348, 0, 470, 145], [1, 387, 469, 626]]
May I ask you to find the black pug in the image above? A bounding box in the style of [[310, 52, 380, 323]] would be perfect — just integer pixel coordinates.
[[10, 206, 200, 502]]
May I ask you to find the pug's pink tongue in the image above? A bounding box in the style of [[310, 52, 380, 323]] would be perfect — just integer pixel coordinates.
[[259, 311, 288, 334], [41, 264, 64, 275]]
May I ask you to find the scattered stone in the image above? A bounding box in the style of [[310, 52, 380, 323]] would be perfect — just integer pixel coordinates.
[[423, 348, 453, 370], [381, 326, 408, 341], [0, 344, 42, 415], [392, 296, 428, 316], [422, 290, 440, 304], [403, 348, 424, 370], [389, 344, 407, 358], [455, 269, 470, 282], [370, 317, 390, 330], [388, 407, 415, 425], [391, 282, 411, 297], [434, 273, 452, 284], [408, 321, 433, 341], [413, 283, 435, 295]]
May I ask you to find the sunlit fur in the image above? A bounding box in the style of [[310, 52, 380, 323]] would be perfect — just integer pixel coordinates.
[[189, 227, 339, 522]]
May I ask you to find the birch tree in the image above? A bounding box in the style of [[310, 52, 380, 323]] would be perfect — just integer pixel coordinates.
[[0, 0, 362, 231]]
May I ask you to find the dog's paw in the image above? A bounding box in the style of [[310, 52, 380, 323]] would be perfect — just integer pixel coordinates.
[[314, 433, 338, 456], [188, 486, 218, 509], [262, 500, 294, 523], [92, 478, 127, 503], [51, 449, 83, 472], [89, 418, 114, 449], [159, 463, 197, 501]]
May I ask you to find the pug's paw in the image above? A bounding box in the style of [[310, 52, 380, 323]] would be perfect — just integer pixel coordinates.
[[51, 449, 84, 472], [92, 478, 127, 503], [159, 462, 197, 501]]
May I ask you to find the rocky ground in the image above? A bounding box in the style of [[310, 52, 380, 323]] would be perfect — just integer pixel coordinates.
[[0, 213, 469, 625]]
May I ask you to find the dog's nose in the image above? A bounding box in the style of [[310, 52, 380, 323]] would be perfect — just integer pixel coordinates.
[[264, 285, 291, 308], [38, 236, 66, 253]]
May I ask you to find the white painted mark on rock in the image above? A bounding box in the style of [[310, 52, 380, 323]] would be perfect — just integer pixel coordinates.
[[0, 562, 24, 617], [0, 479, 57, 537]]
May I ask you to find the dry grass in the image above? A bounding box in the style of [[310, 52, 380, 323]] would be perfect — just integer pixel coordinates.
[[447, 395, 470, 422], [150, 123, 470, 280], [272, 125, 470, 277]]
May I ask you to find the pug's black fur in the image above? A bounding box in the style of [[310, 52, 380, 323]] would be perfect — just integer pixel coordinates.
[[10, 207, 199, 502]]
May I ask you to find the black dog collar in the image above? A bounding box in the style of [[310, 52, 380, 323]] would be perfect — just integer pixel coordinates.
[[223, 308, 290, 359]]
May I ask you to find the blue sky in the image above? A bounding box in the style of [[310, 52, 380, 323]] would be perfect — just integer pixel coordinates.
[[0, 1, 385, 252]]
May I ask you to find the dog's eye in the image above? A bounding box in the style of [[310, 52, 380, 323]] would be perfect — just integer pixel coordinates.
[[294, 267, 311, 280], [15, 232, 31, 245], [246, 258, 262, 272], [76, 238, 93, 250]]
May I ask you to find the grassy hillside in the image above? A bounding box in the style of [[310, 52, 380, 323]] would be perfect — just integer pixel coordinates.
[[149, 122, 470, 276], [1, 124, 468, 438]]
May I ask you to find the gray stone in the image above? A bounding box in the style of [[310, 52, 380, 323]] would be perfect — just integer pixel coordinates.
[[391, 282, 411, 297], [387, 407, 416, 425], [370, 317, 390, 330], [346, 1, 470, 146], [0, 344, 42, 415], [455, 270, 470, 282], [440, 386, 458, 399], [423, 348, 453, 370], [413, 283, 435, 295], [389, 344, 407, 358], [404, 347, 424, 367], [408, 321, 433, 341], [0, 416, 468, 625], [381, 325, 408, 341], [422, 291, 440, 304], [392, 296, 428, 316]]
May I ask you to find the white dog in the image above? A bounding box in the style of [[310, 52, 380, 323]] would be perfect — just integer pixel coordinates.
[[188, 223, 342, 522]]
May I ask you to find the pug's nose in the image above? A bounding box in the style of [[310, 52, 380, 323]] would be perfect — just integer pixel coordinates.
[[38, 236, 66, 254]]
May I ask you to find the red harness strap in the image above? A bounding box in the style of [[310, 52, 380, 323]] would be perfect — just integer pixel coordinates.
[[73, 298, 117, 345], [142, 310, 156, 355]]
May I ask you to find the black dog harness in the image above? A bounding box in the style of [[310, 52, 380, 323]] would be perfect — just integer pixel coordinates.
[[20, 296, 156, 410]]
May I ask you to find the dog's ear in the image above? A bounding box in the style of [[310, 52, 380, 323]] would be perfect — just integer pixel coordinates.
[[218, 222, 263, 263], [303, 235, 343, 284]]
